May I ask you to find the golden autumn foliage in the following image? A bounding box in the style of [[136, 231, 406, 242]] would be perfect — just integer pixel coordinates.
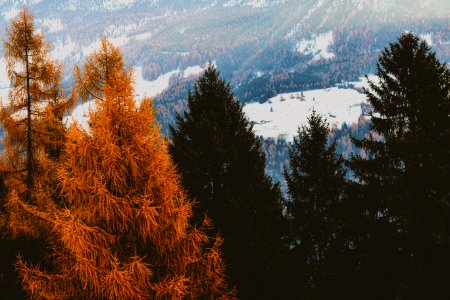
[[74, 37, 125, 102], [0, 8, 72, 197], [7, 38, 234, 299]]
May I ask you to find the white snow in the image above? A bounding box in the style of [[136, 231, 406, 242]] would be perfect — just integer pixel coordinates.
[[255, 71, 264, 77], [3, 6, 20, 20], [133, 67, 180, 99], [0, 58, 10, 105], [51, 38, 76, 60], [134, 32, 152, 41], [81, 40, 102, 57], [63, 100, 97, 130], [224, 0, 286, 8], [243, 87, 367, 142], [183, 65, 204, 77], [420, 33, 434, 46], [109, 35, 131, 47], [40, 18, 64, 33], [134, 64, 205, 98], [296, 31, 335, 61], [349, 75, 380, 89], [103, 0, 137, 10]]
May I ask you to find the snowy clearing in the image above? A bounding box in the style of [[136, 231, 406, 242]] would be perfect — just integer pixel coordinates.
[[243, 84, 369, 142]]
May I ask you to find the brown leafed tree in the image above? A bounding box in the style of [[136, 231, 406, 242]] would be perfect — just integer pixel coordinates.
[[7, 39, 234, 299], [0, 8, 73, 297], [74, 36, 125, 102], [0, 7, 71, 200]]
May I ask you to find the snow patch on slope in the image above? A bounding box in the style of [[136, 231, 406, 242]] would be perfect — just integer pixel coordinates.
[[296, 31, 335, 61], [134, 32, 152, 40], [81, 40, 103, 57], [420, 33, 434, 46], [39, 18, 64, 33], [134, 67, 180, 99], [224, 0, 286, 8], [183, 65, 204, 77], [0, 58, 10, 105], [349, 75, 380, 89], [103, 0, 137, 10], [243, 86, 367, 142], [52, 38, 76, 60], [64, 100, 97, 130], [134, 64, 205, 98], [3, 6, 20, 20]]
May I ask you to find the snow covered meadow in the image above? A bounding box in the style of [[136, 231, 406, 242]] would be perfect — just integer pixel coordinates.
[[242, 80, 373, 142]]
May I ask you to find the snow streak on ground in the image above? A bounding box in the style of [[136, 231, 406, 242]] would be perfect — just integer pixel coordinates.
[[243, 84, 369, 142], [296, 31, 334, 61], [134, 67, 181, 100]]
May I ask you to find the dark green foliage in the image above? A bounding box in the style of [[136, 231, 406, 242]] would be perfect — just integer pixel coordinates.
[[284, 111, 347, 298], [350, 33, 450, 298], [169, 64, 286, 299]]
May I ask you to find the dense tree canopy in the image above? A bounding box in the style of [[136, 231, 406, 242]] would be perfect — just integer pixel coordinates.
[[170, 64, 286, 299], [284, 111, 347, 298], [0, 8, 71, 297], [351, 33, 450, 298], [4, 38, 234, 299]]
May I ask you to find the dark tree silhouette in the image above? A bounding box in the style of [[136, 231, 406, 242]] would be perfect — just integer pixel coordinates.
[[170, 64, 286, 299], [351, 33, 450, 298], [284, 110, 347, 298]]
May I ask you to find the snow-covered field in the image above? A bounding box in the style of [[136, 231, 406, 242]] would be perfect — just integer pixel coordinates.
[[243, 84, 370, 142]]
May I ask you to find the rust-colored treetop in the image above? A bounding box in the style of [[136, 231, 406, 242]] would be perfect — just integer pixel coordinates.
[[1, 7, 70, 198], [74, 37, 126, 102], [7, 37, 234, 299]]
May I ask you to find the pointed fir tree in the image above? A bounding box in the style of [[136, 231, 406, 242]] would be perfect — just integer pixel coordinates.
[[284, 110, 347, 298], [6, 40, 234, 299], [350, 33, 450, 298], [170, 64, 286, 299]]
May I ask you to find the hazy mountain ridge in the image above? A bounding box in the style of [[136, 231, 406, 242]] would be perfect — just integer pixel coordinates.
[[0, 0, 449, 135], [1, 1, 447, 71]]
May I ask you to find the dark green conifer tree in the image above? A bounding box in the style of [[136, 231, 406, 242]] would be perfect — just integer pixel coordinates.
[[169, 64, 286, 299], [284, 111, 347, 298], [351, 33, 450, 298]]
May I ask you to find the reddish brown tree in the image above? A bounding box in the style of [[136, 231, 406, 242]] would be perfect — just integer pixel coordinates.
[[0, 8, 73, 297], [7, 39, 234, 299], [0, 8, 70, 197]]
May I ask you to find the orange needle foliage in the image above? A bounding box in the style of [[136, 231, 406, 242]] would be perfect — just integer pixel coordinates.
[[0, 8, 72, 198], [7, 39, 234, 299]]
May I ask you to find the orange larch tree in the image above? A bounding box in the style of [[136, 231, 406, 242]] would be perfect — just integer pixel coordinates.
[[7, 39, 234, 299], [0, 8, 73, 297], [0, 7, 70, 199]]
